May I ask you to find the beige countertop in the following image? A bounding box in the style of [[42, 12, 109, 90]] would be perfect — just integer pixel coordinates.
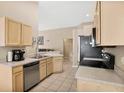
[[76, 66, 124, 87], [0, 56, 51, 67], [38, 51, 63, 57]]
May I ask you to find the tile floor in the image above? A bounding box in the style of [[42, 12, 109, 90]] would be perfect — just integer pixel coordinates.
[[30, 59, 78, 92]]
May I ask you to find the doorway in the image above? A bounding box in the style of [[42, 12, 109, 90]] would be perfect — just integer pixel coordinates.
[[63, 39, 73, 61]]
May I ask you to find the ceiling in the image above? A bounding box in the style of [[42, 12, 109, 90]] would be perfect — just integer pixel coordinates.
[[39, 1, 96, 31]]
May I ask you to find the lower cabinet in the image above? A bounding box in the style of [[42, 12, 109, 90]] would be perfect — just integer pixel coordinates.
[[12, 66, 23, 92], [47, 58, 53, 76], [53, 56, 63, 73], [39, 60, 47, 80], [0, 57, 62, 92]]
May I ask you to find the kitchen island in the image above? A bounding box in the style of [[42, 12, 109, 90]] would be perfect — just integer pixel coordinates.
[[76, 66, 124, 92]]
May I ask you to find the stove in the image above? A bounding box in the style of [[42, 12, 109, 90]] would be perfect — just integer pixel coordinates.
[[80, 52, 115, 69]]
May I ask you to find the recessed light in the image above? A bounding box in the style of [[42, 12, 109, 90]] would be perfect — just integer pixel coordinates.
[[86, 14, 89, 17]]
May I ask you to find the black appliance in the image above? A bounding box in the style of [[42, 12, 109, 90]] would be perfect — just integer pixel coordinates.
[[82, 52, 115, 69], [79, 36, 115, 69], [80, 36, 103, 62], [23, 61, 40, 91], [102, 52, 115, 69], [12, 49, 25, 61]]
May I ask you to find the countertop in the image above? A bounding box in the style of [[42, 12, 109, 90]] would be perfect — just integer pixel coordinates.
[[0, 56, 51, 67], [38, 51, 63, 57], [76, 66, 124, 87]]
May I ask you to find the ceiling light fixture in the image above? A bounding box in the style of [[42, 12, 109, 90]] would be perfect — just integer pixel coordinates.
[[86, 14, 89, 17]]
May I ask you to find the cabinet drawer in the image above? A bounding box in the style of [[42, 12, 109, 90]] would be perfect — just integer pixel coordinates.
[[47, 61, 52, 64], [47, 58, 52, 62], [53, 57, 63, 60], [53, 59, 63, 62], [12, 66, 23, 74], [40, 60, 46, 64], [40, 63, 46, 68]]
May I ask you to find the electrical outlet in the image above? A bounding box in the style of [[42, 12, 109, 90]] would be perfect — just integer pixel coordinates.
[[121, 57, 124, 64]]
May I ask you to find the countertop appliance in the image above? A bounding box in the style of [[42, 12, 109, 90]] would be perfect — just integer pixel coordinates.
[[12, 49, 25, 61], [23, 61, 40, 91]]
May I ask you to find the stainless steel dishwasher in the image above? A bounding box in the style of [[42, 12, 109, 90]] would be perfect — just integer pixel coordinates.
[[23, 61, 40, 91]]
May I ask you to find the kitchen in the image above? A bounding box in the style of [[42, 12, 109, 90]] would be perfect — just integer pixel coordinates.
[[0, 1, 124, 92]]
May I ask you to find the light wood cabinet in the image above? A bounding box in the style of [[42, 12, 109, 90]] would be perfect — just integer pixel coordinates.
[[21, 24, 32, 46], [94, 2, 124, 46], [95, 2, 101, 45], [47, 58, 53, 76], [39, 60, 47, 80], [53, 56, 63, 73], [12, 71, 23, 92], [6, 18, 21, 46], [12, 66, 23, 92], [0, 16, 32, 46]]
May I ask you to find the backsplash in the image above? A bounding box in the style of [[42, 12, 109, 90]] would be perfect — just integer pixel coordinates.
[[0, 47, 25, 60], [105, 46, 124, 71], [0, 47, 10, 60], [0, 44, 37, 61]]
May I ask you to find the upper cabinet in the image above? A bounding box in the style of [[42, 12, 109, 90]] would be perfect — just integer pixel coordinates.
[[6, 18, 21, 46], [0, 16, 32, 46], [94, 2, 101, 45], [94, 2, 124, 46], [21, 24, 32, 46]]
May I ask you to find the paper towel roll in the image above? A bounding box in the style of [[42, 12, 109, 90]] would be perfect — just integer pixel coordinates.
[[7, 51, 13, 62]]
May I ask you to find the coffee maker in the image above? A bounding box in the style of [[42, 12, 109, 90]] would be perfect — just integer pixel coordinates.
[[12, 49, 25, 61]]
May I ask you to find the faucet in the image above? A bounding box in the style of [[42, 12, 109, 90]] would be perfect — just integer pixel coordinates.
[[35, 37, 39, 58]]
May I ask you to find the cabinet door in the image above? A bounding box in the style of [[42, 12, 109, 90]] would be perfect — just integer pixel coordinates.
[[53, 57, 63, 73], [53, 59, 63, 73], [47, 61, 53, 76], [95, 1, 101, 45], [6, 18, 21, 46], [40, 62, 47, 80], [101, 2, 124, 45], [12, 71, 23, 92], [22, 24, 32, 45]]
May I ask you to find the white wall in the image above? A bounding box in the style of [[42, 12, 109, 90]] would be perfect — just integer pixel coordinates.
[[38, 27, 74, 53], [0, 1, 38, 59]]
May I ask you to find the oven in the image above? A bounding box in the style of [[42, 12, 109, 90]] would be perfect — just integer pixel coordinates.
[[80, 53, 115, 69]]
